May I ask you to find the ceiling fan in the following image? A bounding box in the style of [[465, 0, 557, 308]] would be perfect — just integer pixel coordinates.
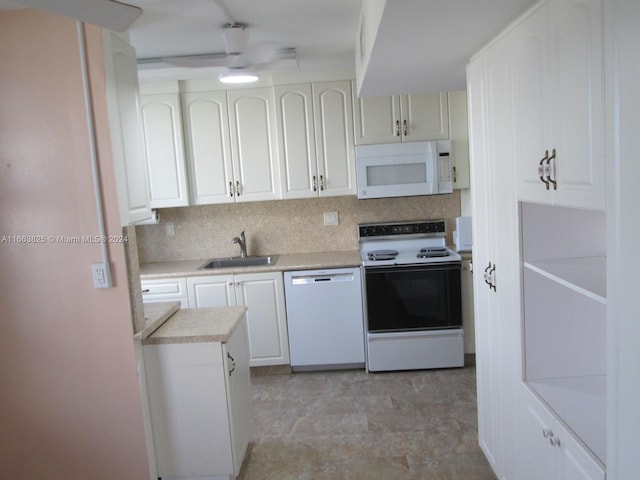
[[156, 23, 297, 83], [16, 0, 142, 32]]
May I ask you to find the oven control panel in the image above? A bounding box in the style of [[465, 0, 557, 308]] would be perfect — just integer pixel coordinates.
[[359, 220, 446, 238]]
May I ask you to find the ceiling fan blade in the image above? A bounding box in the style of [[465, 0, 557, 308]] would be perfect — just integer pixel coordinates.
[[18, 0, 143, 32], [162, 53, 231, 69]]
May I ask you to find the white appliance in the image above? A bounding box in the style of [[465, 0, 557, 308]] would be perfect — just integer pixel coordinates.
[[284, 268, 365, 372], [454, 216, 473, 252], [359, 220, 464, 372], [355, 141, 454, 199]]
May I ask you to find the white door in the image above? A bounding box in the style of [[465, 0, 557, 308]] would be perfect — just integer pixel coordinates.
[[274, 84, 318, 199], [102, 31, 151, 225], [234, 272, 290, 367], [227, 88, 281, 202], [140, 93, 189, 208], [467, 51, 501, 476], [512, 3, 551, 204], [401, 92, 449, 141], [353, 92, 402, 145], [182, 91, 234, 204], [186, 275, 235, 308], [548, 0, 605, 210], [312, 81, 357, 197], [223, 318, 252, 475]]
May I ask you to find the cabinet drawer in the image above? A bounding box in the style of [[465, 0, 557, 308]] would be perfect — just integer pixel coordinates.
[[141, 278, 187, 299]]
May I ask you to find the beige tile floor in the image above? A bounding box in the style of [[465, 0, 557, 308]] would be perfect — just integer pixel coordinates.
[[237, 365, 496, 480]]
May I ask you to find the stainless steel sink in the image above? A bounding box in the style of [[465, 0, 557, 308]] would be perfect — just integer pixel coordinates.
[[200, 255, 279, 269]]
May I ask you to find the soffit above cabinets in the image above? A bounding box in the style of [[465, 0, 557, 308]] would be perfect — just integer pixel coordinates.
[[356, 0, 539, 97]]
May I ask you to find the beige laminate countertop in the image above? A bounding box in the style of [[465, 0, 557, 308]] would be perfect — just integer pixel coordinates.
[[139, 250, 363, 279], [142, 306, 248, 345]]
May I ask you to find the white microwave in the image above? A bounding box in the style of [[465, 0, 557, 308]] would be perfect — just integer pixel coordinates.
[[355, 140, 453, 199]]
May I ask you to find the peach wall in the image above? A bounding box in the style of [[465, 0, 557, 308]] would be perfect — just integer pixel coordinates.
[[0, 10, 149, 479]]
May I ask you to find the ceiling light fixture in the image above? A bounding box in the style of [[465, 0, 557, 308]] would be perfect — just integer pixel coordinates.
[[218, 70, 259, 84]]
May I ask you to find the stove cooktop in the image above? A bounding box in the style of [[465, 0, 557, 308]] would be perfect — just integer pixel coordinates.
[[359, 220, 461, 267]]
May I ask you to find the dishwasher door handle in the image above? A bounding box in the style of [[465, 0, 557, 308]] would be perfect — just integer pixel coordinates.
[[291, 273, 354, 285]]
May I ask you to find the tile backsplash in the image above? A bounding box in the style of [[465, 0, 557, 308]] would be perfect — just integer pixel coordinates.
[[136, 193, 461, 263]]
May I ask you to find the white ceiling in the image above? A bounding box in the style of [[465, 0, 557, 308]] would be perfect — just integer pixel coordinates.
[[1, 0, 538, 95]]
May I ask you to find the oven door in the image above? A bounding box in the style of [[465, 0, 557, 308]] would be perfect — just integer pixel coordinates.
[[364, 262, 462, 332]]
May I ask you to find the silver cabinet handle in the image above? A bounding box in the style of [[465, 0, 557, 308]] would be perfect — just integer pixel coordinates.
[[542, 428, 553, 438], [549, 435, 561, 447], [235, 180, 241, 196], [319, 175, 325, 191], [228, 181, 234, 197], [395, 120, 400, 136], [538, 150, 550, 189], [227, 353, 236, 376], [312, 175, 317, 192], [453, 166, 457, 183], [403, 119, 408, 136], [547, 148, 557, 190], [142, 288, 150, 293]]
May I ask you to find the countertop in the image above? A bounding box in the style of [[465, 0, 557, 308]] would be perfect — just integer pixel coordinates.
[[139, 250, 363, 279], [142, 306, 248, 345]]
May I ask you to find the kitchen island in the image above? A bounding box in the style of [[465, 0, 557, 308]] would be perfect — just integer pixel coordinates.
[[139, 304, 251, 480]]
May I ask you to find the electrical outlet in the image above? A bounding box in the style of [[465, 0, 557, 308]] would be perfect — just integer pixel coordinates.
[[92, 262, 112, 289], [323, 211, 339, 226]]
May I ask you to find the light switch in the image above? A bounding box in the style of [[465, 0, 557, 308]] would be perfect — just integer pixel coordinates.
[[323, 212, 339, 226]]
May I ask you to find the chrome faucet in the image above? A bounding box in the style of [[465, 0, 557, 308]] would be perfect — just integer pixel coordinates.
[[232, 231, 248, 258]]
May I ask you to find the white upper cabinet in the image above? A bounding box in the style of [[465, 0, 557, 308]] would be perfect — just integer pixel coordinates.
[[140, 93, 189, 208], [353, 90, 449, 145], [102, 31, 151, 225], [274, 83, 318, 199], [182, 88, 280, 205], [227, 88, 281, 202], [513, 0, 605, 210], [275, 81, 356, 198], [311, 81, 357, 197], [448, 90, 471, 190], [182, 91, 234, 205]]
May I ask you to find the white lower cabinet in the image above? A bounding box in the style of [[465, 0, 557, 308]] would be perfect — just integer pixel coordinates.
[[141, 278, 189, 308], [519, 385, 605, 480], [187, 272, 290, 366], [143, 316, 251, 479]]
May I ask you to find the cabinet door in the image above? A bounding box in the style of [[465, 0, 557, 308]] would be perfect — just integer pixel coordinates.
[[102, 31, 151, 225], [448, 90, 470, 189], [140, 93, 189, 208], [512, 3, 551, 204], [143, 342, 234, 477], [312, 81, 357, 197], [186, 275, 235, 308], [352, 92, 402, 145], [401, 92, 449, 141], [468, 32, 521, 480], [548, 0, 605, 211], [227, 88, 281, 202], [467, 52, 502, 476], [234, 272, 290, 367], [274, 84, 318, 199], [223, 317, 252, 475], [182, 91, 234, 205]]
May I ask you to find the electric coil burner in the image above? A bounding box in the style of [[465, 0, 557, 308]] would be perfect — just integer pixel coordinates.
[[359, 219, 464, 372]]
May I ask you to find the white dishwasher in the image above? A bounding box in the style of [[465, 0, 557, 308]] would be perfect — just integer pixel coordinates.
[[284, 267, 365, 371]]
